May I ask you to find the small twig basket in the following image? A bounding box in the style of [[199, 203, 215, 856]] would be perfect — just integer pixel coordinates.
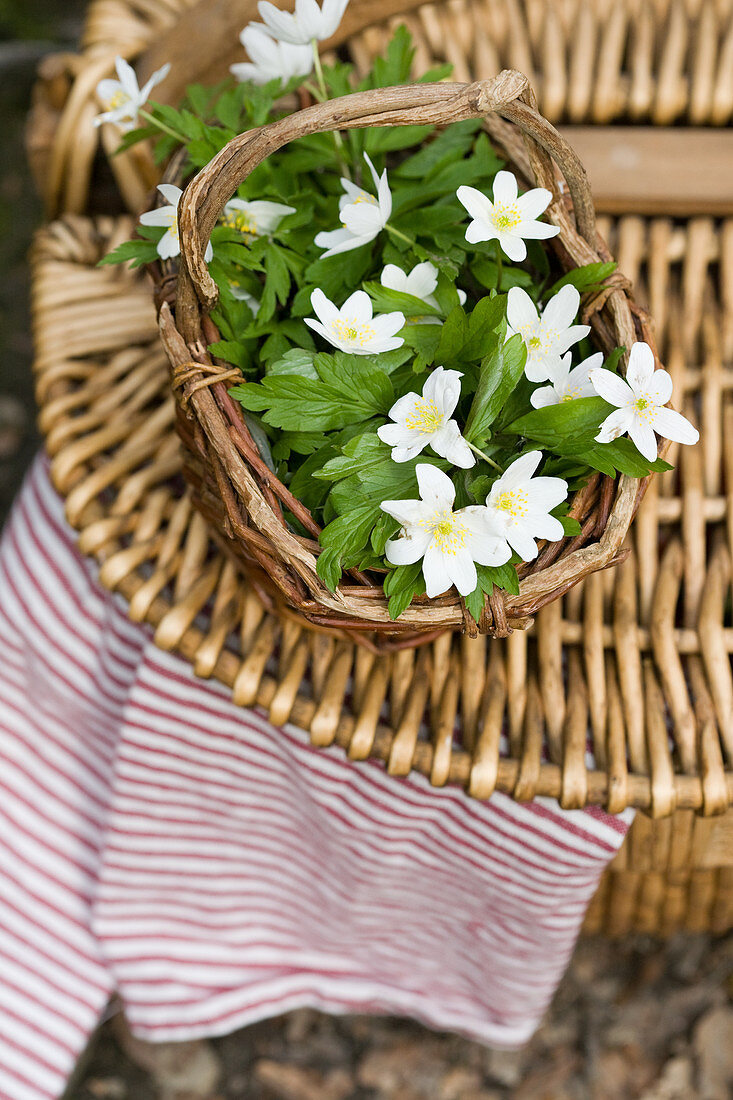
[[157, 70, 657, 647]]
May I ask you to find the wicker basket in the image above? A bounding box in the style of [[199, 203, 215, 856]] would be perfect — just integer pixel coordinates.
[[27, 0, 733, 935], [158, 71, 654, 644]]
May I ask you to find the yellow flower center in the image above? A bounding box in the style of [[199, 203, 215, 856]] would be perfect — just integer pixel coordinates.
[[492, 202, 522, 231], [494, 488, 529, 519], [222, 211, 259, 237], [405, 399, 444, 433], [528, 335, 542, 349], [108, 89, 130, 109], [353, 193, 378, 206], [633, 394, 657, 422], [561, 387, 581, 402], [421, 509, 468, 556], [332, 318, 374, 346]]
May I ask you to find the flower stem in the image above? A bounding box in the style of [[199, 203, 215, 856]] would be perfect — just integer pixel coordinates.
[[137, 107, 188, 146], [494, 238, 503, 292], [467, 440, 503, 473], [386, 224, 415, 248], [311, 39, 350, 178]]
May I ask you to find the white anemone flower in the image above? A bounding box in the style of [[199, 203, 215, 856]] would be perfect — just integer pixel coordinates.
[[377, 367, 475, 468], [484, 451, 568, 562], [380, 262, 466, 320], [315, 154, 391, 257], [530, 351, 602, 409], [590, 341, 699, 462], [304, 289, 404, 355], [457, 170, 560, 262], [256, 0, 350, 45], [381, 464, 511, 598], [94, 57, 171, 132], [507, 285, 591, 383], [230, 25, 313, 85], [139, 184, 213, 263], [221, 198, 295, 242]]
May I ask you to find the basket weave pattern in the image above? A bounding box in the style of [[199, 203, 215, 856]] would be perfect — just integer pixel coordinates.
[[160, 72, 654, 642], [27, 0, 733, 935]]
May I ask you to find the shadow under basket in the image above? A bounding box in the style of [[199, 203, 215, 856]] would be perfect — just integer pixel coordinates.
[[156, 71, 656, 650]]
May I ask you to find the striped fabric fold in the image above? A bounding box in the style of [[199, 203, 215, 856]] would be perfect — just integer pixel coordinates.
[[0, 456, 631, 1100]]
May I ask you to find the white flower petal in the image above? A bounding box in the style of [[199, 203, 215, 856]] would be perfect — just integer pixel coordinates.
[[421, 545, 454, 598], [530, 385, 559, 409], [341, 290, 373, 323], [491, 170, 519, 205], [541, 284, 580, 331], [456, 185, 493, 223], [595, 407, 634, 444], [369, 312, 406, 340], [626, 341, 656, 391], [465, 220, 496, 246], [645, 368, 674, 407], [380, 264, 406, 292], [156, 229, 180, 260], [314, 227, 363, 256], [139, 206, 175, 227], [406, 262, 438, 300], [649, 406, 699, 447], [385, 529, 432, 566], [628, 418, 658, 462], [555, 324, 591, 354], [516, 220, 560, 241], [380, 498, 428, 527], [340, 203, 384, 236], [590, 368, 634, 408], [157, 183, 182, 206], [507, 286, 538, 331], [496, 450, 543, 492], [526, 476, 567, 512], [496, 232, 527, 262], [507, 528, 539, 562], [430, 422, 475, 469], [445, 550, 478, 598], [516, 186, 553, 220], [422, 366, 461, 415], [309, 288, 339, 325], [416, 464, 455, 509]]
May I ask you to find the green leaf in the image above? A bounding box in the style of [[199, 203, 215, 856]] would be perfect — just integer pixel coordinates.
[[97, 239, 159, 268], [464, 333, 527, 445], [365, 124, 434, 155], [313, 433, 388, 482], [477, 561, 520, 596], [394, 119, 481, 180], [506, 396, 610, 452], [384, 562, 425, 620], [259, 245, 291, 322], [208, 341, 248, 370], [463, 294, 507, 359], [266, 349, 318, 379], [316, 547, 343, 592], [548, 261, 617, 298], [363, 282, 441, 318], [559, 515, 582, 537], [463, 585, 485, 621], [435, 305, 469, 366]]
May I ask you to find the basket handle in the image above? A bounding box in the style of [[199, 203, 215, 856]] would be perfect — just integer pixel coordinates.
[[176, 71, 596, 331]]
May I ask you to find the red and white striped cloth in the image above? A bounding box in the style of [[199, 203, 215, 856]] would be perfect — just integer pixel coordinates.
[[0, 456, 632, 1100]]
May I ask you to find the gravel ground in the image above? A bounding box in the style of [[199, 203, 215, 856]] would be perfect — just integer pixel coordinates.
[[69, 933, 732, 1099], [3, 6, 732, 1100]]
